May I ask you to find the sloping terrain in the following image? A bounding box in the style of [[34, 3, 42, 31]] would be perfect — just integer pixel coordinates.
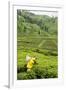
[[17, 10, 58, 80]]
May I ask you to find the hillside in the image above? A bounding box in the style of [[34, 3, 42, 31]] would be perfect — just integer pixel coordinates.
[[17, 10, 58, 55], [17, 10, 58, 79]]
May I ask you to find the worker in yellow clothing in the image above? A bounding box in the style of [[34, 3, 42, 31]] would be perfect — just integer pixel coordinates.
[[27, 57, 36, 71]]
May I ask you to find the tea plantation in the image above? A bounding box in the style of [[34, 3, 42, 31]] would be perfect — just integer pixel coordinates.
[[17, 10, 58, 80]]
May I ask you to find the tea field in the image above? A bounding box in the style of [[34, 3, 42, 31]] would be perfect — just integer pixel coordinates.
[[17, 10, 58, 80]]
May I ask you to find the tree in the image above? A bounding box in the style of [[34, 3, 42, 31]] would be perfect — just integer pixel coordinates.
[[45, 26, 48, 32]]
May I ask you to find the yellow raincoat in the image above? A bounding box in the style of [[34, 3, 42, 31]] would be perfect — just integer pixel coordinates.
[[27, 58, 35, 69]]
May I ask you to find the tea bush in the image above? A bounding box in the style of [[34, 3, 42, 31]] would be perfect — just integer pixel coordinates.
[[33, 66, 46, 79], [17, 64, 27, 73], [17, 70, 36, 80], [45, 68, 58, 78], [17, 72, 28, 80], [17, 65, 58, 80], [17, 50, 58, 80], [33, 66, 58, 79], [33, 48, 57, 56]]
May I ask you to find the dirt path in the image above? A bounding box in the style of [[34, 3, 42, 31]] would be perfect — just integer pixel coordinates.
[[38, 40, 46, 48]]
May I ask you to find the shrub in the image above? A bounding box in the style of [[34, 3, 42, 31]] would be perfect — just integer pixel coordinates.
[[33, 48, 57, 56], [45, 68, 58, 78], [17, 70, 36, 80], [17, 64, 58, 79], [17, 64, 27, 73], [17, 72, 28, 80], [44, 50, 57, 56], [33, 66, 58, 79], [50, 51, 58, 56], [33, 66, 47, 79], [26, 70, 37, 79]]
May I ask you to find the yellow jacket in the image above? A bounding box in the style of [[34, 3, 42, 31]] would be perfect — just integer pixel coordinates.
[[27, 58, 35, 69]]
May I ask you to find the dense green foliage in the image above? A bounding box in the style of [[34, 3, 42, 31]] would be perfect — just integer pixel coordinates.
[[17, 10, 58, 80]]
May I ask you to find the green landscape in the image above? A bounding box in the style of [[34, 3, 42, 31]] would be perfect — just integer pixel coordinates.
[[17, 10, 58, 80]]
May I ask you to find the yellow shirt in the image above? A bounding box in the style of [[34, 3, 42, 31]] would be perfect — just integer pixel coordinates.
[[27, 59, 34, 69]]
